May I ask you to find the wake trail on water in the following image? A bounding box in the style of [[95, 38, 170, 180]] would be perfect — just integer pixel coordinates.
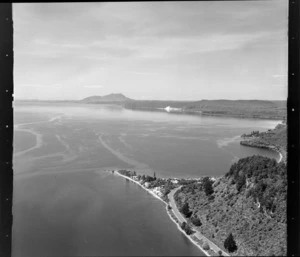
[[14, 127, 43, 157], [97, 134, 150, 170], [14, 115, 65, 157], [118, 134, 134, 150], [216, 135, 241, 148]]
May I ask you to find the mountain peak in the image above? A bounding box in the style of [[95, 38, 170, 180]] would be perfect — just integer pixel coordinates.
[[81, 93, 131, 103]]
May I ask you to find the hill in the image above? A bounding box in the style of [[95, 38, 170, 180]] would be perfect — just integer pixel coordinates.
[[124, 99, 286, 121], [183, 100, 286, 120], [174, 155, 287, 256], [81, 93, 132, 103], [240, 123, 287, 162]]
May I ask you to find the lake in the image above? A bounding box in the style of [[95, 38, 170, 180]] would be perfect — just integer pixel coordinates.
[[12, 102, 280, 257]]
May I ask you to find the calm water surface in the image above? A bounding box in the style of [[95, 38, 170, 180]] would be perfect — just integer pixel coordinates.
[[13, 102, 280, 257]]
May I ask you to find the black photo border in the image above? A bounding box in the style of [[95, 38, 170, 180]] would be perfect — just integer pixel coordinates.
[[0, 1, 299, 256]]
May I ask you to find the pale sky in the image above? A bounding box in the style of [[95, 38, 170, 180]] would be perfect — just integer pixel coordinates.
[[13, 1, 288, 101]]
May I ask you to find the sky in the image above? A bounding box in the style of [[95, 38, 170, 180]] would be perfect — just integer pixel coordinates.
[[13, 1, 288, 101]]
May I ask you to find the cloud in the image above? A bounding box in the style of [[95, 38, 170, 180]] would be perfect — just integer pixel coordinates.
[[130, 71, 159, 75], [13, 2, 288, 101], [273, 84, 286, 87], [272, 74, 286, 78], [84, 85, 104, 88], [34, 39, 85, 49], [20, 83, 62, 88]]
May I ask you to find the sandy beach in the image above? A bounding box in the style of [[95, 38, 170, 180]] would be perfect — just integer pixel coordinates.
[[277, 151, 283, 163]]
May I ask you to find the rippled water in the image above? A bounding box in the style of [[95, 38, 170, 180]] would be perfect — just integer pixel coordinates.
[[13, 102, 280, 256]]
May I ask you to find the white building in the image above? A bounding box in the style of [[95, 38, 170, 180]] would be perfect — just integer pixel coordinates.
[[153, 187, 163, 197], [164, 106, 182, 113]]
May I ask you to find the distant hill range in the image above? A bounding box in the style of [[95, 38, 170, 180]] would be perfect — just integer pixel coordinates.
[[80, 94, 286, 121], [102, 94, 287, 121], [81, 93, 132, 103], [17, 94, 286, 121], [123, 99, 286, 120]]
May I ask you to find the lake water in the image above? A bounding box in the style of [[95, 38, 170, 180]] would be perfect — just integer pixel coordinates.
[[13, 102, 280, 257]]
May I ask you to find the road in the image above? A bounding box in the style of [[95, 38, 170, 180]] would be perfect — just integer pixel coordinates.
[[168, 187, 230, 256]]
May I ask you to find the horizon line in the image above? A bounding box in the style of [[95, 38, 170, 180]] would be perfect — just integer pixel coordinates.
[[14, 98, 287, 102]]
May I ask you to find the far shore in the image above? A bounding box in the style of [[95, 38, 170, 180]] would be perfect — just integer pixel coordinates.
[[112, 169, 229, 257]]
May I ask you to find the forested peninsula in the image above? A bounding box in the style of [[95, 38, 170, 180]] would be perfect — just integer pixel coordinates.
[[240, 123, 287, 162], [113, 124, 287, 256]]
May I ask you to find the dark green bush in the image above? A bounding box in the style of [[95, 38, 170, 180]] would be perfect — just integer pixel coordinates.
[[180, 222, 194, 235], [203, 177, 214, 196], [224, 233, 238, 253], [191, 216, 202, 226], [180, 202, 193, 218], [203, 242, 210, 250]]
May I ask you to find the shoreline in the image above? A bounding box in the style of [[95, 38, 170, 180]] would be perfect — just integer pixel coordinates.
[[115, 170, 166, 204], [113, 170, 227, 257], [277, 150, 283, 163], [240, 141, 285, 163], [123, 106, 284, 121]]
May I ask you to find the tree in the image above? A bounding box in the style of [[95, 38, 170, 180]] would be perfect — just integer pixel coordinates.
[[236, 174, 246, 192], [181, 202, 192, 218], [191, 216, 202, 226], [180, 221, 187, 230], [203, 242, 210, 250], [153, 172, 156, 180], [203, 177, 214, 196], [144, 175, 155, 183], [224, 233, 237, 253], [180, 222, 194, 235]]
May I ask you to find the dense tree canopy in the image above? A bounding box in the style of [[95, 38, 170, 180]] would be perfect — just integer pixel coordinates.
[[224, 233, 237, 253], [181, 202, 193, 218], [191, 216, 202, 226], [202, 177, 214, 196]]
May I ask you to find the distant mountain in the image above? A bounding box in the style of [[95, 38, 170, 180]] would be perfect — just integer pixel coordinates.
[[81, 93, 132, 103]]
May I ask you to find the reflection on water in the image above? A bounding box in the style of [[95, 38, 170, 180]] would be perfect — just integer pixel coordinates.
[[13, 102, 280, 257]]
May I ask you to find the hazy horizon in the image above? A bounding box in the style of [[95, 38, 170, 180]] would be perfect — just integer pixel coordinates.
[[13, 1, 288, 101], [14, 93, 287, 102]]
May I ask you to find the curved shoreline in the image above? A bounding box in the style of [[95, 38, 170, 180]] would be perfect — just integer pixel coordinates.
[[277, 151, 283, 163], [114, 170, 228, 257], [240, 141, 285, 163]]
